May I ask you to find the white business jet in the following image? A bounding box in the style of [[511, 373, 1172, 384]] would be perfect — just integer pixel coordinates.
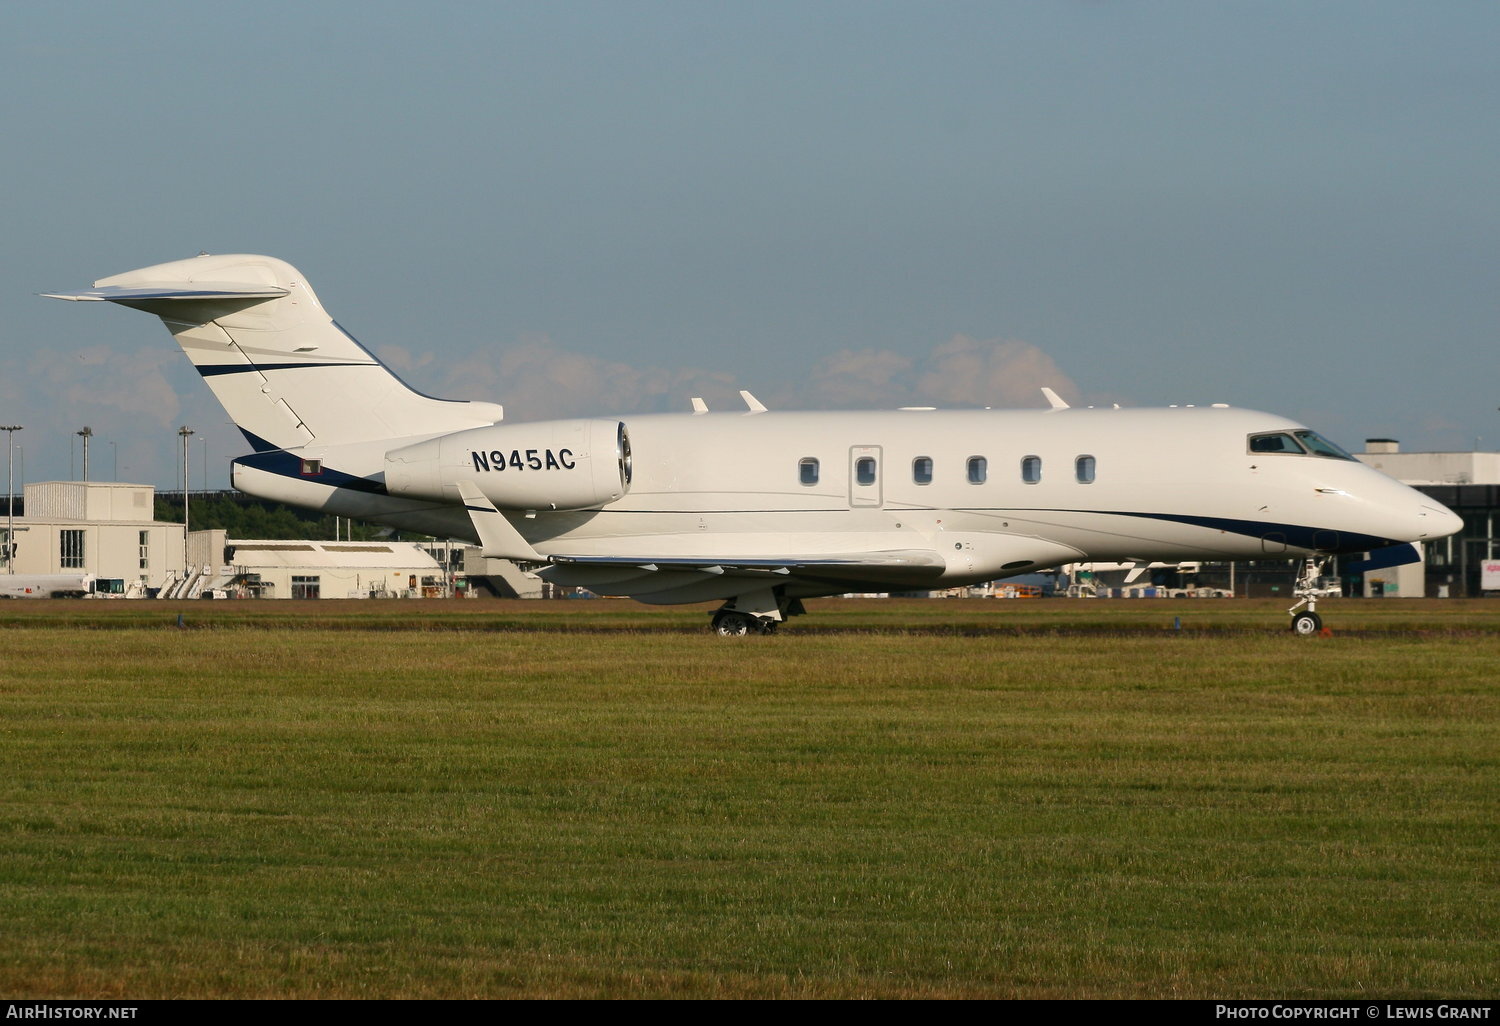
[[46, 254, 1461, 635]]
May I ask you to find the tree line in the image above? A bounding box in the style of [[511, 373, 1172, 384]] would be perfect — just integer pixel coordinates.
[[154, 496, 384, 541]]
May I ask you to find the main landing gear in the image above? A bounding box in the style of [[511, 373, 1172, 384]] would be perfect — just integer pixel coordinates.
[[711, 610, 776, 636], [709, 588, 805, 637], [1288, 556, 1330, 635]]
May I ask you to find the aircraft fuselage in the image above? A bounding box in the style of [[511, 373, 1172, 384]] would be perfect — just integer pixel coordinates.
[[231, 404, 1456, 603]]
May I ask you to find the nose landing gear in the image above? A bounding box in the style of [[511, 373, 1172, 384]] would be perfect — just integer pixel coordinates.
[[1288, 556, 1331, 635], [1290, 609, 1323, 636]]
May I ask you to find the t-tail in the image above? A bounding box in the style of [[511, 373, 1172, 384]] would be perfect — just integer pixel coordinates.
[[45, 253, 504, 452]]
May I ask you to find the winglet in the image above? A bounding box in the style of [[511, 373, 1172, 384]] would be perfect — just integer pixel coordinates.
[[454, 482, 544, 562], [1040, 387, 1069, 410], [739, 390, 767, 413]]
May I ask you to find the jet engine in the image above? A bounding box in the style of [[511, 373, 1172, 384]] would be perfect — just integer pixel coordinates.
[[385, 419, 631, 510]]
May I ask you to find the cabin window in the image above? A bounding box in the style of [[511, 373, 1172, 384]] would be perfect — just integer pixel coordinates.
[[300, 458, 323, 476], [856, 456, 877, 486], [913, 456, 933, 485], [967, 456, 987, 484], [60, 529, 85, 569], [1075, 455, 1096, 484], [1022, 455, 1042, 484], [799, 457, 819, 485]]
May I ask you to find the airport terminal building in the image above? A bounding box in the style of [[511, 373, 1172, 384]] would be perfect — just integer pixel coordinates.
[[1356, 440, 1500, 598]]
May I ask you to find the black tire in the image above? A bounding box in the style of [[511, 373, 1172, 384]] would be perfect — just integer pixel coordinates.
[[712, 611, 751, 637], [1290, 611, 1322, 636]]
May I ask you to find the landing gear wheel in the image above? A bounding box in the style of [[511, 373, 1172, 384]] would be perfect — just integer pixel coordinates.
[[1290, 611, 1322, 636], [1287, 556, 1331, 636], [712, 611, 752, 637]]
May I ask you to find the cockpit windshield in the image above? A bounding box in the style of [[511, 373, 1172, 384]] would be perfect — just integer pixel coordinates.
[[1293, 430, 1355, 460], [1248, 430, 1355, 460], [1249, 432, 1303, 454]]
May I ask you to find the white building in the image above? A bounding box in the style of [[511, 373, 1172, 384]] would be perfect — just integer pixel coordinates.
[[3, 481, 185, 596], [1355, 439, 1499, 598], [1, 480, 460, 600], [1356, 439, 1500, 488], [217, 538, 448, 599]]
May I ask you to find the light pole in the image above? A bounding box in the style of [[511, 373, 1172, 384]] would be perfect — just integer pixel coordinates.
[[2, 426, 21, 573], [77, 426, 93, 482], [179, 426, 194, 583]]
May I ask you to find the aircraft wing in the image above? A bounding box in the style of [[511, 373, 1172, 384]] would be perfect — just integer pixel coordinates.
[[547, 550, 948, 577], [534, 548, 949, 601], [456, 482, 948, 584]]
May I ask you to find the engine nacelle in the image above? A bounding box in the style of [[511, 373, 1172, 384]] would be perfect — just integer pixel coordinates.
[[385, 419, 632, 510]]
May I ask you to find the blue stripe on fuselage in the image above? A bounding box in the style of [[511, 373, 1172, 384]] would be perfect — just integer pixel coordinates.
[[196, 361, 377, 377], [1106, 511, 1393, 553], [236, 427, 280, 453], [233, 449, 388, 495]]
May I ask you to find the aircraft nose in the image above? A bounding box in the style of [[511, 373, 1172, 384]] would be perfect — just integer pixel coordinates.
[[1419, 501, 1464, 540]]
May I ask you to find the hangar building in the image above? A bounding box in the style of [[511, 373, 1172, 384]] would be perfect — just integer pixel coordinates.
[[211, 537, 447, 599]]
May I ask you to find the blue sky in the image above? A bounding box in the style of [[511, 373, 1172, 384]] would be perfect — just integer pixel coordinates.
[[3, 1, 1497, 488]]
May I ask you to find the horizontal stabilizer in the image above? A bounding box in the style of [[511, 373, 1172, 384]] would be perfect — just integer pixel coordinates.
[[43, 284, 289, 302]]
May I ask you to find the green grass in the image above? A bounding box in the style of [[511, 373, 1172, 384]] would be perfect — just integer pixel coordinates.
[[0, 599, 1495, 997]]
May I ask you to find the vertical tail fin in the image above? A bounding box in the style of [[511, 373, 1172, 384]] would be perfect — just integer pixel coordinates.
[[45, 254, 503, 451]]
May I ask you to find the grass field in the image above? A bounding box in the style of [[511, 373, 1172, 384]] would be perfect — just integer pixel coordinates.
[[1, 598, 1495, 998]]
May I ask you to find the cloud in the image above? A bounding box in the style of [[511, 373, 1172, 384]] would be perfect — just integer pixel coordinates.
[[0, 344, 189, 484], [915, 335, 1079, 408], [798, 348, 916, 407], [374, 344, 436, 377], [427, 332, 1080, 419], [793, 334, 1079, 410], [437, 336, 738, 420], [28, 345, 181, 427]]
